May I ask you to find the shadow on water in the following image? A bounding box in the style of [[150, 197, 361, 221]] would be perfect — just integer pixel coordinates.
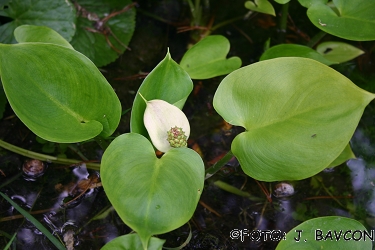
[[1, 0, 375, 249]]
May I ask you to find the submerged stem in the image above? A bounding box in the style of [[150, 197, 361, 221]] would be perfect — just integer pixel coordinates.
[[0, 139, 100, 170], [278, 2, 289, 44], [205, 150, 234, 179], [307, 30, 327, 48], [94, 136, 109, 151]]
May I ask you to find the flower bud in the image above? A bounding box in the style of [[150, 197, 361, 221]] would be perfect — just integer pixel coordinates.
[[167, 126, 188, 148], [141, 94, 190, 152]]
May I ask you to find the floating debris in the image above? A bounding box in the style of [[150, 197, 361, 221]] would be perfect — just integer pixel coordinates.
[[274, 182, 295, 198], [22, 159, 46, 180]]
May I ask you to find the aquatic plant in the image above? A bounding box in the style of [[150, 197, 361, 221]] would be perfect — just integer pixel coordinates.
[[0, 0, 375, 249]]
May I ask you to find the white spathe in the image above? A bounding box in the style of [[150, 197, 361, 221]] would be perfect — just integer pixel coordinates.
[[143, 99, 190, 152]]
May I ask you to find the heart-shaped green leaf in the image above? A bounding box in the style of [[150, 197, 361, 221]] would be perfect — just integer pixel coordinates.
[[70, 0, 136, 67], [260, 44, 334, 65], [101, 133, 204, 248], [14, 25, 73, 49], [316, 41, 365, 64], [0, 0, 76, 43], [0, 43, 121, 142], [213, 57, 374, 181], [179, 35, 242, 80], [102, 233, 165, 250], [306, 0, 375, 41], [130, 51, 193, 137], [244, 0, 275, 16], [276, 216, 372, 250]]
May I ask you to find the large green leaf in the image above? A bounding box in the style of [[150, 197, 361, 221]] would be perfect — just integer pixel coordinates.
[[130, 52, 193, 137], [102, 234, 165, 250], [306, 0, 375, 41], [213, 57, 374, 181], [316, 41, 364, 64], [0, 43, 121, 143], [276, 216, 372, 250], [70, 0, 136, 67], [179, 35, 242, 80], [101, 133, 204, 249], [0, 0, 76, 44], [260, 44, 334, 65]]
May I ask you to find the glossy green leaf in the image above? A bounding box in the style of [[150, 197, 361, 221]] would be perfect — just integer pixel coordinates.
[[244, 0, 275, 16], [260, 44, 334, 65], [70, 0, 136, 67], [14, 25, 73, 49], [0, 43, 121, 142], [316, 41, 365, 64], [102, 234, 165, 250], [179, 35, 242, 80], [0, 0, 76, 44], [276, 216, 372, 250], [306, 0, 375, 41], [328, 143, 355, 168], [130, 52, 193, 137], [101, 133, 204, 249], [213, 57, 374, 181]]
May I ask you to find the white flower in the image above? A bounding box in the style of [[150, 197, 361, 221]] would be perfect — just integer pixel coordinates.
[[141, 94, 190, 152]]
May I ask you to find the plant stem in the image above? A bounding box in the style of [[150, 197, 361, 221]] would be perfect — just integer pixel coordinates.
[[213, 180, 249, 197], [0, 139, 100, 170], [94, 136, 110, 151], [205, 150, 234, 179], [278, 2, 289, 44], [210, 180, 263, 201], [211, 15, 245, 32], [306, 30, 326, 48], [0, 192, 66, 250], [0, 172, 22, 189]]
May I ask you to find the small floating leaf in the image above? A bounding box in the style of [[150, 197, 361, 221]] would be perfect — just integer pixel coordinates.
[[260, 44, 334, 65], [316, 41, 365, 64], [180, 35, 241, 79]]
